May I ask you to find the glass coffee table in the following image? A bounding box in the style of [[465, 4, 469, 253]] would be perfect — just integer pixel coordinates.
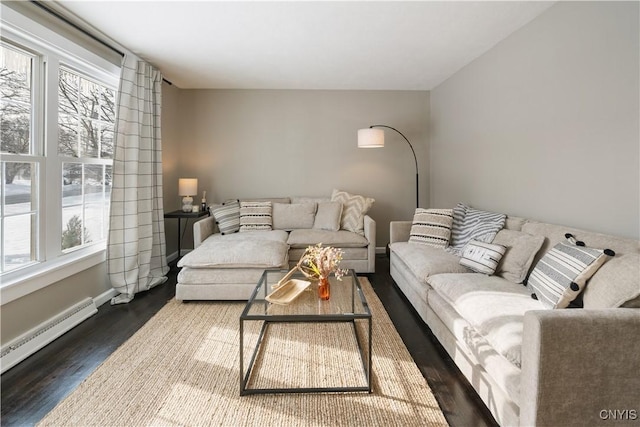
[[239, 269, 372, 395]]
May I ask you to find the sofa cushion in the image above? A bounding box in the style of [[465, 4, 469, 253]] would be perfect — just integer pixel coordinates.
[[211, 199, 240, 235], [287, 229, 368, 248], [177, 230, 288, 269], [291, 196, 331, 204], [408, 208, 453, 248], [390, 242, 469, 284], [272, 202, 316, 231], [239, 201, 272, 232], [428, 272, 545, 368], [331, 189, 374, 235], [459, 240, 506, 275], [582, 253, 640, 308], [527, 241, 613, 309], [521, 220, 639, 268], [492, 229, 545, 284], [448, 203, 507, 255], [313, 202, 343, 231]]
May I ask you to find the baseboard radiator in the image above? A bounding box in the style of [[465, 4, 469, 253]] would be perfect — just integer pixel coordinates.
[[1, 297, 97, 374]]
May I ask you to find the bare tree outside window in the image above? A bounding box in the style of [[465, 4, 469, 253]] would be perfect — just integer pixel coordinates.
[[1, 44, 32, 184], [58, 67, 114, 251]]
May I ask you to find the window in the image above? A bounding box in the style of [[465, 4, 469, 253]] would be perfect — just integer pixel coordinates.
[[59, 67, 114, 251], [0, 7, 119, 291], [1, 42, 40, 273]]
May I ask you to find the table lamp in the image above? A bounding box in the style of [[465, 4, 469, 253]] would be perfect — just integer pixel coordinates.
[[179, 178, 198, 212]]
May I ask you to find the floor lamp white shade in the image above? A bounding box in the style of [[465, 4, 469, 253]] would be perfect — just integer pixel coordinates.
[[179, 178, 198, 212], [357, 125, 419, 209], [357, 128, 385, 148]]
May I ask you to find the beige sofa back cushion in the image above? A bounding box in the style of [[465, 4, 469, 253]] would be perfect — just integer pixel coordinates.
[[521, 221, 640, 271], [582, 253, 640, 308], [272, 202, 317, 231]]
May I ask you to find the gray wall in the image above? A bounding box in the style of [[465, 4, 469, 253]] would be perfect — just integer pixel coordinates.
[[162, 82, 182, 256], [1, 263, 108, 344], [430, 1, 639, 239], [167, 89, 430, 246]]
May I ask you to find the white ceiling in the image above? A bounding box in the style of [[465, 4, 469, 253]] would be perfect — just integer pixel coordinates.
[[57, 1, 555, 90]]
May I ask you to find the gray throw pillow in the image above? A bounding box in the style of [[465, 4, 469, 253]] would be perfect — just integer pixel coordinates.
[[447, 203, 506, 255], [313, 202, 343, 231], [492, 229, 545, 284]]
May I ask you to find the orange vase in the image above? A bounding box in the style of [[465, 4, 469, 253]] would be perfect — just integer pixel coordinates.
[[318, 277, 330, 300]]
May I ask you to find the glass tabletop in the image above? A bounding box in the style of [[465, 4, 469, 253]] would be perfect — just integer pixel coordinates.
[[241, 269, 370, 320]]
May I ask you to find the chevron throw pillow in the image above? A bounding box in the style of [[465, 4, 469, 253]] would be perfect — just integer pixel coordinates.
[[331, 189, 374, 235]]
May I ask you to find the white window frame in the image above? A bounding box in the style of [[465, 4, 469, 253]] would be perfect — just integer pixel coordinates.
[[1, 4, 120, 304]]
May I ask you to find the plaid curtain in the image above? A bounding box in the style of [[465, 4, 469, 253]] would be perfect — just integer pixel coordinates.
[[107, 55, 168, 304]]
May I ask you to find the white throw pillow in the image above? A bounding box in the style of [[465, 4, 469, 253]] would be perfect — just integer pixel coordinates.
[[408, 208, 453, 248], [527, 235, 614, 309], [459, 240, 507, 275], [239, 201, 272, 232], [211, 199, 240, 235]]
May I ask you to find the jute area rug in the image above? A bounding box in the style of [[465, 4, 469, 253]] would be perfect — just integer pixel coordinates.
[[38, 278, 448, 427]]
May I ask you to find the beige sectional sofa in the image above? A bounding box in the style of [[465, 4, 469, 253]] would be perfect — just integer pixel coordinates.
[[389, 214, 640, 426], [176, 196, 375, 301]]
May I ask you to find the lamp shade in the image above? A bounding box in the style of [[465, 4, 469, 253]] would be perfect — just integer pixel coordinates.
[[357, 128, 385, 148], [178, 178, 198, 196]]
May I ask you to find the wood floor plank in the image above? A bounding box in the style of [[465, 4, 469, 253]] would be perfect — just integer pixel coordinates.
[[1, 256, 497, 427]]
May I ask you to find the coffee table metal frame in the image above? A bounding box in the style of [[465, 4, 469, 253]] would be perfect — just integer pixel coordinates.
[[239, 269, 372, 396]]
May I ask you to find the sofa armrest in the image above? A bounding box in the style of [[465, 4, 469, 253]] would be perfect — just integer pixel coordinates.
[[363, 215, 376, 272], [193, 216, 217, 248], [520, 308, 640, 427], [390, 221, 412, 243]]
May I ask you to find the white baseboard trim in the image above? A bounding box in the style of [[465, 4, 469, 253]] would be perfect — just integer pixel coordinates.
[[376, 246, 387, 254], [0, 297, 97, 374], [93, 288, 119, 307]]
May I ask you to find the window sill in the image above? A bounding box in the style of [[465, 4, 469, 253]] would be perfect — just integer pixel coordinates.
[[1, 246, 106, 305]]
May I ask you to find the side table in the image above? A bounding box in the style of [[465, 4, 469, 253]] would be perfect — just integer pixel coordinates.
[[164, 210, 209, 258]]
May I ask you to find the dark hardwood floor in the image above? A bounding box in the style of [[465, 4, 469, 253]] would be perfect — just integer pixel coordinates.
[[1, 255, 497, 427]]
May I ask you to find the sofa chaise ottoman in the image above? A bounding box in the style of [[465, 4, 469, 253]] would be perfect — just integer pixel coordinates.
[[176, 193, 376, 301], [389, 206, 640, 426]]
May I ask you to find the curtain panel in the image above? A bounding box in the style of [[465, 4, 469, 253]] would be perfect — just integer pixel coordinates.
[[108, 54, 168, 304]]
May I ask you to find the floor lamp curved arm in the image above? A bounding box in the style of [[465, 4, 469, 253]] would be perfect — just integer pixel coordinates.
[[360, 124, 419, 209]]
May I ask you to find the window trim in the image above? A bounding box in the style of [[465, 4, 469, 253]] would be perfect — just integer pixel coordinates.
[[1, 4, 120, 302]]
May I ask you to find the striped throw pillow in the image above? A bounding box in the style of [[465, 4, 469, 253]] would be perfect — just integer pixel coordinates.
[[408, 208, 453, 248], [448, 203, 506, 255], [459, 240, 507, 275], [527, 238, 614, 309], [239, 201, 272, 232], [211, 199, 240, 235]]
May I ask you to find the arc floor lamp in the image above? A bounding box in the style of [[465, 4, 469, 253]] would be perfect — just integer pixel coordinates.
[[357, 125, 419, 208]]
